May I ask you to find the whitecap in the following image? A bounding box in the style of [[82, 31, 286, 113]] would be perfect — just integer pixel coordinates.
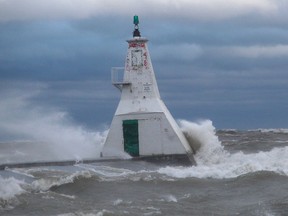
[[159, 120, 288, 179], [31, 170, 92, 191], [0, 176, 26, 200]]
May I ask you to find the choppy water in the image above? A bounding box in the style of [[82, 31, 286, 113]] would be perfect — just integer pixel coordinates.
[[1, 121, 288, 216]]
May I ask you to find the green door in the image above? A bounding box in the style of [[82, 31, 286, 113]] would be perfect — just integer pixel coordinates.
[[123, 120, 139, 156]]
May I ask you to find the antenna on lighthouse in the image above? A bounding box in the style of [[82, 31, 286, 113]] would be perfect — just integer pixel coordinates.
[[133, 15, 141, 37]]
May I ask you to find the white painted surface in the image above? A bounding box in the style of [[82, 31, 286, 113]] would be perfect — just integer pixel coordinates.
[[101, 36, 193, 159]]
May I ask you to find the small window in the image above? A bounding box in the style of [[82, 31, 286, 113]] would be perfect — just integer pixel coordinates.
[[131, 50, 143, 67]]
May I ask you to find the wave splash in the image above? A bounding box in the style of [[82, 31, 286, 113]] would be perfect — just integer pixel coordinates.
[[0, 87, 108, 163], [0, 177, 25, 200], [159, 119, 288, 179], [0, 176, 26, 209], [1, 118, 288, 205]]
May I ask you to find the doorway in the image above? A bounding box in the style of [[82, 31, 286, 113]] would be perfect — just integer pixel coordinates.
[[123, 120, 139, 156]]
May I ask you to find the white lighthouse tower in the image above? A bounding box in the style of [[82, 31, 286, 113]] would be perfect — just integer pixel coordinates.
[[101, 16, 195, 164]]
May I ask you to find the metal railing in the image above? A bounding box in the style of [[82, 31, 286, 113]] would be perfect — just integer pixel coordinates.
[[111, 67, 131, 91]]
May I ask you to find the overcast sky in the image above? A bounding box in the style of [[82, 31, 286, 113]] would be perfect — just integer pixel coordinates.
[[1, 0, 288, 133]]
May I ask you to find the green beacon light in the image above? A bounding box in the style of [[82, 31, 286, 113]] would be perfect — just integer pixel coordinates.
[[133, 15, 139, 25], [133, 15, 141, 37]]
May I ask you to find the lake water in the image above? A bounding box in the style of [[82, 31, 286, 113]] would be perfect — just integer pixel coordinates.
[[1, 121, 288, 216]]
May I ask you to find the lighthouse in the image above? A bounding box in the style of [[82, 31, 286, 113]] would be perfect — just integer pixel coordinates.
[[101, 16, 195, 164]]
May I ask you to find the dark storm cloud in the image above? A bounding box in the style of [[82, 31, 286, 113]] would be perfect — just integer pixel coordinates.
[[0, 20, 127, 81], [0, 0, 278, 22], [1, 0, 288, 129]]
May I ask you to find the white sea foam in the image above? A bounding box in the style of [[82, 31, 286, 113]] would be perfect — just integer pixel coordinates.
[[251, 128, 288, 133], [57, 193, 76, 199], [75, 164, 134, 179], [159, 119, 288, 179], [5, 168, 35, 178], [31, 170, 92, 191], [179, 119, 227, 163], [163, 194, 178, 202], [113, 199, 123, 206], [0, 177, 25, 200], [57, 212, 108, 216]]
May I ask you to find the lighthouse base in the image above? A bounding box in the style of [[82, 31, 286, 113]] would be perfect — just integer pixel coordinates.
[[102, 111, 194, 160], [0, 154, 195, 170], [132, 154, 196, 166]]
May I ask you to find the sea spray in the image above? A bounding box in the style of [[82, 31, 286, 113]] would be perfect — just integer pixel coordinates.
[[0, 177, 25, 200], [179, 119, 227, 164], [0, 88, 108, 162], [159, 119, 288, 179]]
